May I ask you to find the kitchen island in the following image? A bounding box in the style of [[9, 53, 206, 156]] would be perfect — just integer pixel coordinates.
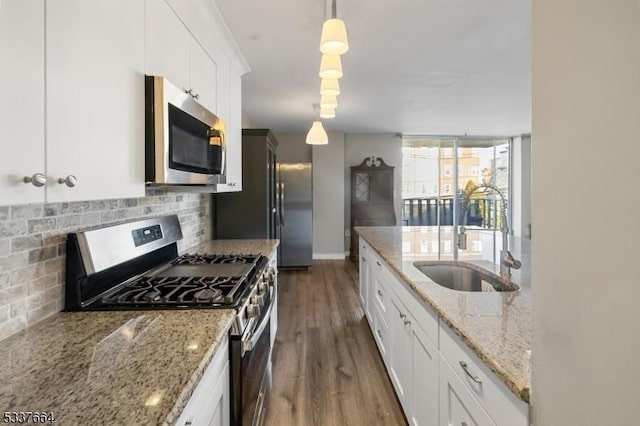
[[356, 225, 532, 425]]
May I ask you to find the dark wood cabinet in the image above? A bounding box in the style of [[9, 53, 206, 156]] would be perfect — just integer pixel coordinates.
[[350, 157, 396, 261]]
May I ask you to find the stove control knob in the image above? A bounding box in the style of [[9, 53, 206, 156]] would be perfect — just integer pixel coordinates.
[[251, 294, 264, 306], [263, 269, 275, 284], [258, 282, 269, 294], [246, 304, 260, 319]]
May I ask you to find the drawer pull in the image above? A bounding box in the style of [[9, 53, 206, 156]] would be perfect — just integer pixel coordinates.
[[399, 312, 406, 319], [459, 361, 482, 384], [404, 319, 411, 326], [377, 289, 383, 297], [377, 329, 383, 338], [376, 261, 382, 266], [361, 257, 367, 262]]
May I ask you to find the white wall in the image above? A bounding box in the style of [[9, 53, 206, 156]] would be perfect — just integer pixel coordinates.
[[312, 131, 345, 259], [344, 133, 402, 252], [532, 1, 640, 425]]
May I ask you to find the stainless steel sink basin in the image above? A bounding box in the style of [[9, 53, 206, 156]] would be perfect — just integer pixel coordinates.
[[413, 262, 519, 292]]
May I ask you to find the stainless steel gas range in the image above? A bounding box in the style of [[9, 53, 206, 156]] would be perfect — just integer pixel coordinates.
[[65, 215, 276, 426]]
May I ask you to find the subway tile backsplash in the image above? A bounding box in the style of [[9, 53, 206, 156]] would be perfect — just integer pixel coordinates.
[[0, 191, 211, 341]]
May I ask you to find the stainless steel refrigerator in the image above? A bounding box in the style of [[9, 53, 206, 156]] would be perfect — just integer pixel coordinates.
[[276, 163, 312, 268], [215, 129, 312, 268]]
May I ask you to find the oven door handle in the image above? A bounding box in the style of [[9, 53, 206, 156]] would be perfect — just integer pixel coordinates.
[[242, 300, 273, 355]]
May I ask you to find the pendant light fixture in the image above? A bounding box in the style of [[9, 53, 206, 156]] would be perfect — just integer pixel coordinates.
[[306, 103, 329, 145], [320, 107, 336, 119], [319, 54, 343, 79], [320, 94, 338, 109], [320, 0, 349, 55], [320, 78, 340, 96]]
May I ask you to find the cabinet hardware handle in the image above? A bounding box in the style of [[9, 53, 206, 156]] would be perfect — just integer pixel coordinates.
[[459, 361, 482, 384], [377, 329, 382, 338], [58, 175, 77, 187], [361, 257, 367, 262], [23, 173, 47, 187], [404, 319, 411, 325], [377, 290, 383, 297], [399, 312, 406, 319], [185, 88, 194, 96], [184, 418, 193, 426], [376, 261, 382, 266], [194, 93, 200, 100]]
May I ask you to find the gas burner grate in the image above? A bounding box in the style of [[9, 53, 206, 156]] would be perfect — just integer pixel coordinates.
[[173, 253, 261, 266], [102, 275, 243, 306]]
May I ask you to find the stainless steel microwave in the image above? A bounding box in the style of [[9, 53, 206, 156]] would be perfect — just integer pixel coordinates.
[[145, 76, 226, 185]]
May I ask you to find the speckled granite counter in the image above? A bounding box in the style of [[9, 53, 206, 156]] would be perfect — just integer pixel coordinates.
[[187, 239, 279, 260], [0, 310, 235, 425], [355, 226, 532, 402], [0, 239, 279, 424]]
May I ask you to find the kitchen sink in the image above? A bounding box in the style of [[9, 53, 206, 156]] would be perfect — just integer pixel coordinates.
[[413, 262, 519, 292]]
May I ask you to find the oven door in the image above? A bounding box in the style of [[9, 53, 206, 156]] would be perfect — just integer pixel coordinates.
[[231, 293, 274, 426]]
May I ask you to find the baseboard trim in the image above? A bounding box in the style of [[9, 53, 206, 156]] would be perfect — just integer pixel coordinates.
[[312, 253, 346, 260]]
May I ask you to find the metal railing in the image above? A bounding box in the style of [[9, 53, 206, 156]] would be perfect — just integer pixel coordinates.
[[401, 197, 504, 228]]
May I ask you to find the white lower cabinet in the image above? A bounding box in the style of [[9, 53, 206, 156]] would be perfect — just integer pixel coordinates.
[[439, 353, 495, 426], [359, 236, 528, 426], [176, 336, 230, 426]]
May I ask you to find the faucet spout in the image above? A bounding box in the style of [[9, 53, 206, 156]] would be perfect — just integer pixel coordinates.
[[458, 183, 521, 281]]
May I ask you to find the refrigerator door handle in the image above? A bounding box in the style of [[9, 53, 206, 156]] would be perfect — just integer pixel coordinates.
[[280, 182, 285, 225]]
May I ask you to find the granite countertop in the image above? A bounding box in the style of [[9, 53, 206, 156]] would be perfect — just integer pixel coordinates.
[[0, 310, 235, 425], [0, 239, 280, 425], [187, 239, 279, 260], [355, 226, 532, 402]]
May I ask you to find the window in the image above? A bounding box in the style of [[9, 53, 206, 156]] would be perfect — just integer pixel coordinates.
[[444, 184, 451, 194], [472, 165, 481, 176], [443, 165, 451, 176]]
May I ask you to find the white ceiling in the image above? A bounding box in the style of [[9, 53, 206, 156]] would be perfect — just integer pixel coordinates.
[[215, 0, 531, 136]]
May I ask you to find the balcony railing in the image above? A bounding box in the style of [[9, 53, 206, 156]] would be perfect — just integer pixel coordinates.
[[401, 197, 504, 228]]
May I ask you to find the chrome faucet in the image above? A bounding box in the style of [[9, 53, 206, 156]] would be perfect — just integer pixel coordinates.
[[457, 183, 522, 281]]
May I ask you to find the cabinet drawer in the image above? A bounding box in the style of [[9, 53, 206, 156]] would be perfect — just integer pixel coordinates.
[[371, 271, 388, 315], [439, 324, 528, 426]]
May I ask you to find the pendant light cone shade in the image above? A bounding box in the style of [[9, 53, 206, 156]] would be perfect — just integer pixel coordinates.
[[319, 54, 343, 79], [320, 107, 336, 119], [320, 94, 338, 109], [320, 78, 341, 96], [320, 19, 349, 55], [306, 121, 328, 145]]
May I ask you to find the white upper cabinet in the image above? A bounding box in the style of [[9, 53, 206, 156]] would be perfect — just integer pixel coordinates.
[[145, 0, 218, 114], [216, 67, 242, 192], [46, 0, 145, 202], [189, 39, 218, 114], [0, 0, 46, 206], [144, 0, 191, 92]]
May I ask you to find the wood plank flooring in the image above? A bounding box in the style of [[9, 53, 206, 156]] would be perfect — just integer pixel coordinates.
[[264, 260, 407, 426]]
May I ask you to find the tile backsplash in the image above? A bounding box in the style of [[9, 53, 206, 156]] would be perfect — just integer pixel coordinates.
[[0, 191, 211, 341]]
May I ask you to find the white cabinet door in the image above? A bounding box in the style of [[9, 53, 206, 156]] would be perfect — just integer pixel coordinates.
[[205, 362, 230, 426], [144, 0, 190, 93], [410, 320, 439, 426], [0, 0, 46, 206], [46, 0, 145, 202], [388, 295, 413, 411], [358, 252, 370, 320], [214, 61, 242, 193], [439, 354, 495, 426], [189, 39, 217, 114]]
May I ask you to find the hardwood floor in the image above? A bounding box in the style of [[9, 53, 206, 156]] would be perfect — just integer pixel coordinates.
[[264, 260, 407, 426]]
